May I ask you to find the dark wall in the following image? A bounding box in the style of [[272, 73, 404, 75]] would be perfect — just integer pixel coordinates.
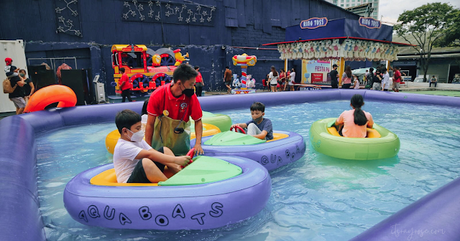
[[2, 0, 359, 93]]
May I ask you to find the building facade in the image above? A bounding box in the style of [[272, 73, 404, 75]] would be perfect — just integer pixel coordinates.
[[1, 0, 359, 97], [326, 0, 379, 19]]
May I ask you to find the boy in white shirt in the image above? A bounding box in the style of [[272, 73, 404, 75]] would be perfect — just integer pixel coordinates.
[[113, 109, 190, 183]]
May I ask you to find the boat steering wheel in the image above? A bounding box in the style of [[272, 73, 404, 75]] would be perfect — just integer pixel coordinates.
[[230, 125, 246, 134], [181, 148, 195, 168]]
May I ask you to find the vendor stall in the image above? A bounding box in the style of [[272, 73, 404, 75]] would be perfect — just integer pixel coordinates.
[[263, 17, 413, 85]]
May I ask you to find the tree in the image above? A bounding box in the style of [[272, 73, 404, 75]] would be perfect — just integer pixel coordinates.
[[394, 2, 459, 82], [434, 9, 460, 47]]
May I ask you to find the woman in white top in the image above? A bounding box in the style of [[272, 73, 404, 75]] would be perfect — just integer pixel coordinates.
[[353, 75, 360, 89], [268, 66, 279, 92]]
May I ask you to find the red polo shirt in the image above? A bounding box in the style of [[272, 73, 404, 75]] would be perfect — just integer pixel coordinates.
[[147, 83, 202, 121], [195, 72, 203, 83], [394, 70, 401, 83], [119, 73, 132, 91]]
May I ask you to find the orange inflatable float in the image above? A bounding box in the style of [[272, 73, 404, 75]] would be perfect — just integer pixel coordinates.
[[24, 85, 77, 113]]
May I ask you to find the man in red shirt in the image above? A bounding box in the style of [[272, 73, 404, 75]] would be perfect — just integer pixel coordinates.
[[145, 64, 204, 156], [119, 67, 133, 102], [194, 66, 204, 96], [392, 67, 401, 92]]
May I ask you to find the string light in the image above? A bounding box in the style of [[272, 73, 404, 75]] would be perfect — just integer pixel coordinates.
[[55, 0, 82, 37], [122, 0, 215, 25]]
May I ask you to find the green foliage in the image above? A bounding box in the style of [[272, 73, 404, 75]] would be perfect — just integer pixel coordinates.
[[434, 10, 460, 47], [395, 2, 457, 49], [394, 2, 459, 81]]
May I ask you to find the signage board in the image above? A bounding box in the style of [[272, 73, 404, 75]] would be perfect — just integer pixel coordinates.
[[300, 17, 328, 29]]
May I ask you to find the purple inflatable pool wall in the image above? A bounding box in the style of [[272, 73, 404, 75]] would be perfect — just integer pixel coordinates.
[[1, 89, 460, 240]]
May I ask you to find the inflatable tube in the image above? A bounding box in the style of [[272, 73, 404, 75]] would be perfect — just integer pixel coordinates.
[[24, 85, 77, 113], [193, 130, 306, 171], [63, 156, 270, 230], [3, 90, 460, 241], [310, 118, 400, 160], [105, 122, 221, 154], [199, 111, 232, 132]]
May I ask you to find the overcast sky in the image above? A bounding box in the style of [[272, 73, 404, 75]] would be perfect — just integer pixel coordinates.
[[379, 0, 460, 24]]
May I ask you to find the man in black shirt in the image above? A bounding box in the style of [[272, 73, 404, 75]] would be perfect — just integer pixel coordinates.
[[5, 58, 26, 114], [8, 75, 26, 114], [330, 64, 339, 88]]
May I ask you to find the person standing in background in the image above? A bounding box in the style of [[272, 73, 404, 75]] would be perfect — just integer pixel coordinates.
[[119, 67, 133, 102], [194, 66, 204, 96], [392, 67, 401, 92], [288, 68, 296, 91], [353, 75, 360, 89], [341, 66, 352, 89], [330, 64, 339, 88], [4, 58, 26, 114], [19, 69, 35, 103], [223, 66, 232, 94], [363, 70, 368, 86], [381, 69, 390, 91], [278, 69, 286, 91], [372, 70, 382, 90], [268, 66, 279, 92], [366, 68, 374, 89]]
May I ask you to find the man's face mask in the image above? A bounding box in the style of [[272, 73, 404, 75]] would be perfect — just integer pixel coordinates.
[[180, 82, 195, 97], [19, 73, 25, 77]]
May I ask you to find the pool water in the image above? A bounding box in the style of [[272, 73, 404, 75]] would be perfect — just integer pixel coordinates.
[[36, 100, 460, 240]]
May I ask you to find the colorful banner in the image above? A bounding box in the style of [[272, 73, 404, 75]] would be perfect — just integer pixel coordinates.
[[301, 60, 331, 84], [277, 39, 399, 62]]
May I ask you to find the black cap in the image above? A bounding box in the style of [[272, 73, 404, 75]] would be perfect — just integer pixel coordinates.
[[332, 64, 338, 68]]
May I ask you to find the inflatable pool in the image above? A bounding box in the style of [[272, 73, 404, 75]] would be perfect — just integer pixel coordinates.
[[105, 122, 220, 154], [194, 130, 306, 171], [309, 118, 400, 160], [3, 90, 460, 241], [63, 155, 271, 230]]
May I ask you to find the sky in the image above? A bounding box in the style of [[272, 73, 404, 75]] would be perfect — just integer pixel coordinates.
[[379, 0, 460, 24]]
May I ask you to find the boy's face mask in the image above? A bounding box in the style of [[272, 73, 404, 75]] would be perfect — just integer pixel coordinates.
[[127, 129, 145, 142], [251, 110, 264, 123], [20, 73, 25, 77]]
